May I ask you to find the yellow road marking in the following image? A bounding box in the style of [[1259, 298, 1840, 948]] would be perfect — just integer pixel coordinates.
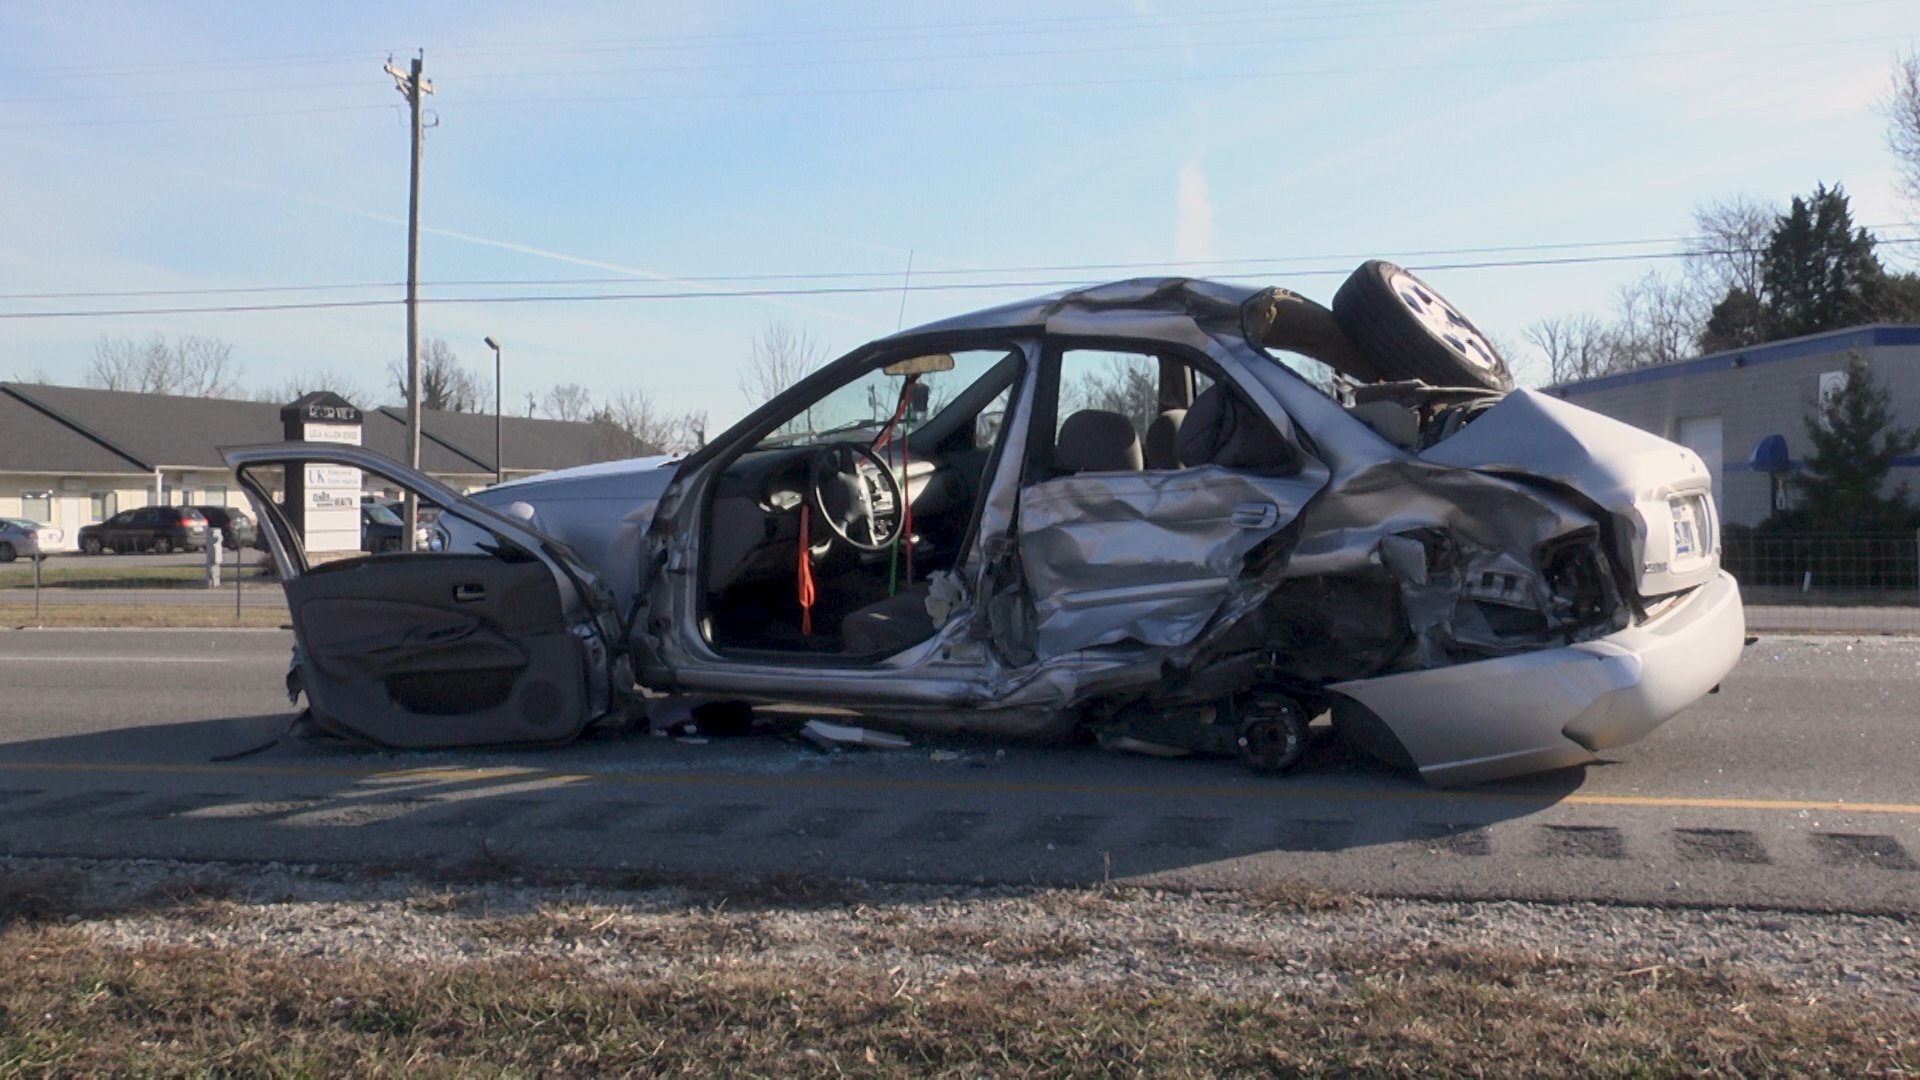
[[3, 759, 1919, 817]]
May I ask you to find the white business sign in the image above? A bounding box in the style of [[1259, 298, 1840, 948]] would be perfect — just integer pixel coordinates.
[[306, 422, 362, 445], [301, 422, 362, 553]]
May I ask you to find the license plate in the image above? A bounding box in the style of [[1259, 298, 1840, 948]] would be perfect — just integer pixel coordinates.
[[1670, 499, 1697, 558]]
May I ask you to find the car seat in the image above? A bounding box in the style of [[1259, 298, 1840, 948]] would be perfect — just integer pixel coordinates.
[[1143, 409, 1186, 469], [1056, 409, 1144, 473], [1174, 384, 1298, 472]]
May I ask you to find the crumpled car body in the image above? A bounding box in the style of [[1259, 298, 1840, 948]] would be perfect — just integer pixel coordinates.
[[226, 266, 1744, 786]]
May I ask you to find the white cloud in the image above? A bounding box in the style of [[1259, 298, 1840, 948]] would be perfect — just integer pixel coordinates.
[[1176, 161, 1215, 262]]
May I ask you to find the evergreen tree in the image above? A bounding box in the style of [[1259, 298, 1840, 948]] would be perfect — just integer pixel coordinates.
[[1698, 286, 1765, 352], [1790, 354, 1918, 531], [1758, 184, 1886, 341]]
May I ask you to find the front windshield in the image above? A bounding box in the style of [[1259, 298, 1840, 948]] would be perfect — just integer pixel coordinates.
[[363, 504, 402, 526], [755, 347, 1019, 451]]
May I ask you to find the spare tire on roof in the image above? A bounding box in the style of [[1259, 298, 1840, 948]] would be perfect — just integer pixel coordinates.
[[1331, 261, 1514, 392]]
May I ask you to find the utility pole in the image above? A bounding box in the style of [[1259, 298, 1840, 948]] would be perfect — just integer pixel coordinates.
[[484, 336, 503, 485], [386, 52, 433, 547]]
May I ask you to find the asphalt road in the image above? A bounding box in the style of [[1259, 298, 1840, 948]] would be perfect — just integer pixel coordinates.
[[2, 629, 1916, 913]]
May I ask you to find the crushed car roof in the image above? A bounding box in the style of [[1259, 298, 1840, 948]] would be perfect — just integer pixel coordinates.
[[893, 276, 1369, 382]]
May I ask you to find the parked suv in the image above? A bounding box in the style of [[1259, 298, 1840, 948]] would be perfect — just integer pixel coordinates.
[[77, 506, 210, 554], [190, 505, 259, 551]]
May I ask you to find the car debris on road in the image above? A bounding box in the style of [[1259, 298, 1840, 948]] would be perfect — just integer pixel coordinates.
[[800, 719, 913, 752]]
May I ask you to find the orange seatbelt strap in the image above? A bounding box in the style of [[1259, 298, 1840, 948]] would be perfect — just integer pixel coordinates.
[[797, 503, 816, 635]]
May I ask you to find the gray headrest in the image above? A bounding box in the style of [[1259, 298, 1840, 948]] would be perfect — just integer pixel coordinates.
[[1176, 384, 1297, 472], [1144, 409, 1186, 469], [1056, 409, 1143, 473]]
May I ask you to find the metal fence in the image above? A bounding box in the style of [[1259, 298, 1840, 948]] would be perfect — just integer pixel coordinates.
[[1722, 532, 1920, 603], [1722, 531, 1920, 632]]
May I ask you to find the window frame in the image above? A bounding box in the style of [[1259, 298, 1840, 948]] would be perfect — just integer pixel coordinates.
[[1026, 336, 1301, 483]]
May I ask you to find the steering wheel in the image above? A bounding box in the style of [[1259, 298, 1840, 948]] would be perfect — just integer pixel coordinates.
[[807, 441, 906, 553]]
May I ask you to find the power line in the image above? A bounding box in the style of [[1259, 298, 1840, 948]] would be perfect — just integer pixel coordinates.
[[6, 238, 1918, 321], [6, 228, 1916, 303]]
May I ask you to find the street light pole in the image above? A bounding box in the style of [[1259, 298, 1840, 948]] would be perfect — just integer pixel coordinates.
[[484, 336, 503, 485]]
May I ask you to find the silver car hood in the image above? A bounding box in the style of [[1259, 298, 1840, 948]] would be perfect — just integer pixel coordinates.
[[1420, 389, 1718, 595], [469, 456, 680, 617]]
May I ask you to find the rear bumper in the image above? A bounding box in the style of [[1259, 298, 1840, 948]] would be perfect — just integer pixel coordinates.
[[1329, 570, 1746, 786]]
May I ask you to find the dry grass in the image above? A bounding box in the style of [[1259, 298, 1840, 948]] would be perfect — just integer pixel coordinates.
[[0, 563, 273, 589], [1, 923, 1914, 1076], [0, 603, 287, 629]]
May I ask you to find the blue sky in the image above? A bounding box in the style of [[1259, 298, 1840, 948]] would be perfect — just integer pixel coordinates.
[[2, 0, 1915, 428]]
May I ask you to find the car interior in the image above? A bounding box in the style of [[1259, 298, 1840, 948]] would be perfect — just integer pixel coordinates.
[[696, 340, 1299, 661], [697, 346, 1021, 658]]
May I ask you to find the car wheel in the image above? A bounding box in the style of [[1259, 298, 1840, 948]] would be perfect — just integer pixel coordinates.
[[82, 536, 103, 555], [1235, 693, 1309, 775], [378, 537, 402, 554], [1331, 260, 1513, 392], [153, 536, 172, 555], [0, 542, 14, 563]]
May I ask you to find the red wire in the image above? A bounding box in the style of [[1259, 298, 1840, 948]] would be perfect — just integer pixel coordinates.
[[797, 502, 815, 636]]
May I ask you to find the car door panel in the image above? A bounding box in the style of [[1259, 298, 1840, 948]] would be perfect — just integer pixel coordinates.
[[287, 556, 589, 746], [225, 443, 619, 749], [1017, 466, 1319, 657]]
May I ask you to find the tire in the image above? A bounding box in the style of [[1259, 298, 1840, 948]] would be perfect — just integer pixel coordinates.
[[152, 536, 172, 555], [0, 542, 14, 563], [377, 537, 402, 554], [1331, 260, 1513, 392], [82, 536, 103, 555]]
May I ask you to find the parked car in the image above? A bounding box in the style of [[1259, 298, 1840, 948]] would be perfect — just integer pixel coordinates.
[[0, 517, 65, 561], [77, 506, 209, 554], [360, 503, 406, 553], [226, 264, 1745, 786], [189, 505, 258, 551]]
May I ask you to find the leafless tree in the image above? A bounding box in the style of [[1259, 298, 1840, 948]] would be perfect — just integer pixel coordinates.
[[1888, 51, 1920, 210], [739, 322, 826, 406], [253, 369, 367, 405], [387, 337, 482, 412], [1605, 272, 1703, 370], [1063, 354, 1160, 434], [589, 388, 707, 460], [88, 333, 244, 397], [1525, 314, 1615, 384], [1686, 196, 1777, 301], [543, 383, 595, 421]]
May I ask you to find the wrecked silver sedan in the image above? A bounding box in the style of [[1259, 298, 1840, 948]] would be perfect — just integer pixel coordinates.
[[226, 263, 1745, 785]]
